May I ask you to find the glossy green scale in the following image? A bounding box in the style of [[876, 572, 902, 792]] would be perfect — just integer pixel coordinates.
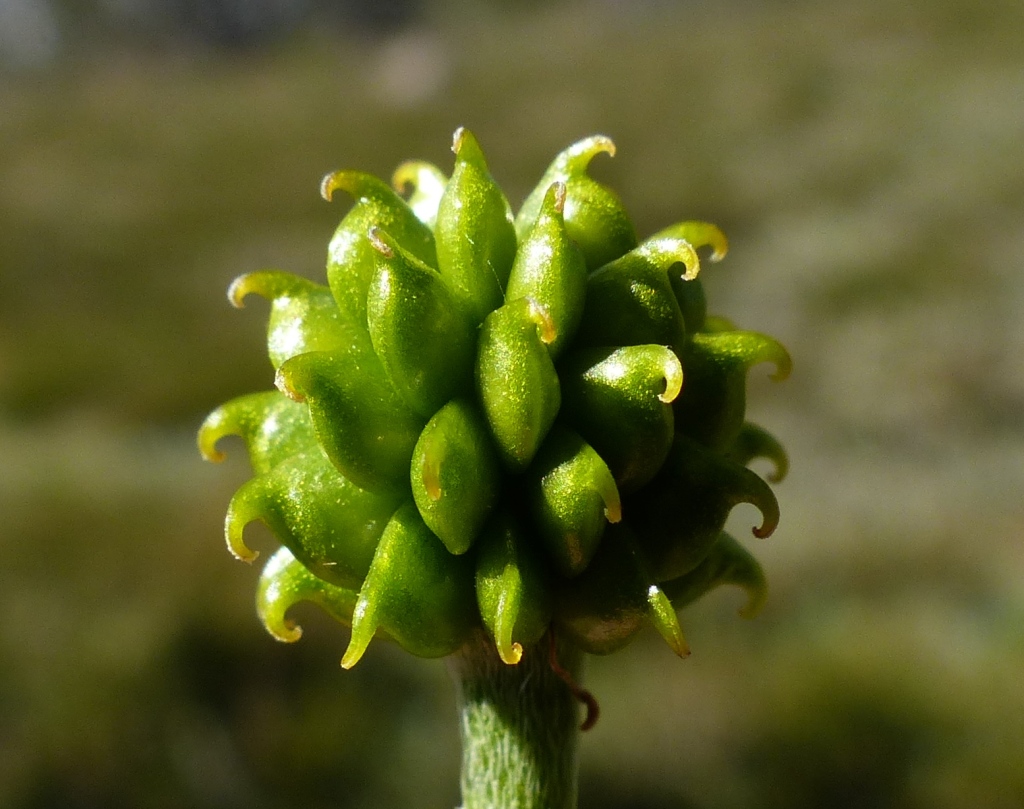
[[366, 228, 477, 417], [257, 546, 362, 643], [435, 128, 517, 323], [524, 426, 621, 578], [504, 182, 588, 360], [574, 236, 699, 356], [650, 220, 728, 335], [199, 390, 317, 475], [559, 345, 682, 492], [516, 136, 638, 271], [276, 347, 426, 492], [555, 522, 687, 657], [627, 435, 780, 583], [229, 270, 364, 370], [322, 170, 436, 329], [476, 297, 561, 472], [410, 398, 501, 556], [342, 502, 476, 668], [226, 450, 402, 585], [475, 509, 553, 665], [674, 330, 792, 452]]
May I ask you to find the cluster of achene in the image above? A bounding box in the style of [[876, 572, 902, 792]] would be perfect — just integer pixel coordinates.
[[200, 129, 790, 670]]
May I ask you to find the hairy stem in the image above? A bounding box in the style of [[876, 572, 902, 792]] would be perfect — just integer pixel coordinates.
[[447, 631, 584, 809]]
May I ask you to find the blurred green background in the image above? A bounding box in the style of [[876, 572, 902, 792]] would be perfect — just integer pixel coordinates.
[[2, 1, 1023, 807]]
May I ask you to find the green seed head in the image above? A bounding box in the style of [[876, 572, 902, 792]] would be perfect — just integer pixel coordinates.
[[199, 130, 790, 668]]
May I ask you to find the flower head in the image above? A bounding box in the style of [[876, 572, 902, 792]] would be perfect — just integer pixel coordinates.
[[200, 129, 790, 668]]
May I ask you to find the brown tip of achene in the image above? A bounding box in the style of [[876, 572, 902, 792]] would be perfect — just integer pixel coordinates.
[[321, 170, 372, 202], [225, 498, 260, 564], [579, 135, 616, 162], [367, 226, 394, 258], [199, 445, 225, 464], [498, 641, 524, 666], [755, 482, 781, 539], [451, 127, 490, 169], [527, 298, 557, 345], [196, 421, 226, 464], [227, 275, 251, 308], [752, 502, 779, 539], [421, 451, 443, 502], [451, 126, 466, 154], [320, 172, 338, 201], [658, 353, 684, 403], [274, 367, 306, 403], [550, 181, 567, 215], [549, 630, 600, 731]]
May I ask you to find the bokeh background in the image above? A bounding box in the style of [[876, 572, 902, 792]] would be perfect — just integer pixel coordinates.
[[3, 1, 1023, 807]]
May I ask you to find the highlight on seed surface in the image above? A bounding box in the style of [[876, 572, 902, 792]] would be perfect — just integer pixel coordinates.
[[199, 128, 790, 670]]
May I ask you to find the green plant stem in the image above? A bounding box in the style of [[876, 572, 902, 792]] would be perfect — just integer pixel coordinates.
[[447, 631, 584, 809]]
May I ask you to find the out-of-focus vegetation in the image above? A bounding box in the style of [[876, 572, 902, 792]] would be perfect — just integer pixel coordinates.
[[2, 1, 1023, 807]]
